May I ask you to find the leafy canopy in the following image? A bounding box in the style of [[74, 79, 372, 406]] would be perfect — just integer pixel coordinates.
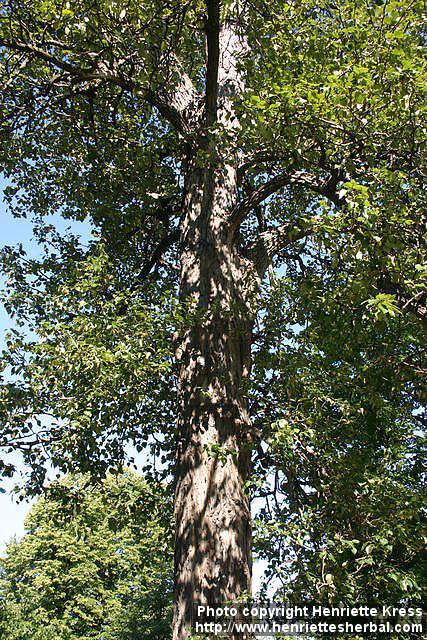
[[0, 471, 173, 640]]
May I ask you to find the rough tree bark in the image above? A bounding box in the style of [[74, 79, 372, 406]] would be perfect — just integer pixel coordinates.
[[174, 163, 259, 638], [173, 7, 257, 639]]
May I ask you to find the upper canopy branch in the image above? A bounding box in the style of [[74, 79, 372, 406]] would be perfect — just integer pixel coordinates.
[[229, 167, 345, 239], [247, 220, 312, 277], [0, 37, 200, 136]]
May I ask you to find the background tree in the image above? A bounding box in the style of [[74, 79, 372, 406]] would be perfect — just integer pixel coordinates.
[[0, 1, 425, 638], [0, 471, 173, 640]]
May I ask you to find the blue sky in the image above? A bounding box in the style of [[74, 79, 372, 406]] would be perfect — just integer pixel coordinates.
[[0, 185, 35, 552]]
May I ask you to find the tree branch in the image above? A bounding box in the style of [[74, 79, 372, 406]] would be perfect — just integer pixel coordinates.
[[230, 168, 345, 237], [137, 229, 180, 280], [0, 38, 131, 86], [247, 220, 311, 276], [0, 38, 200, 136]]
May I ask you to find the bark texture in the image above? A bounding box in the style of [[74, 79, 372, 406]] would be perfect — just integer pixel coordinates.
[[173, 156, 260, 638], [173, 11, 257, 637]]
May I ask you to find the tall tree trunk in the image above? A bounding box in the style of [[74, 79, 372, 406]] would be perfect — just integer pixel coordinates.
[[172, 7, 255, 637], [173, 153, 258, 639]]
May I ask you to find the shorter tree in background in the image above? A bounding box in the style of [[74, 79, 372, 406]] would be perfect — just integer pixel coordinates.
[[0, 471, 173, 640]]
